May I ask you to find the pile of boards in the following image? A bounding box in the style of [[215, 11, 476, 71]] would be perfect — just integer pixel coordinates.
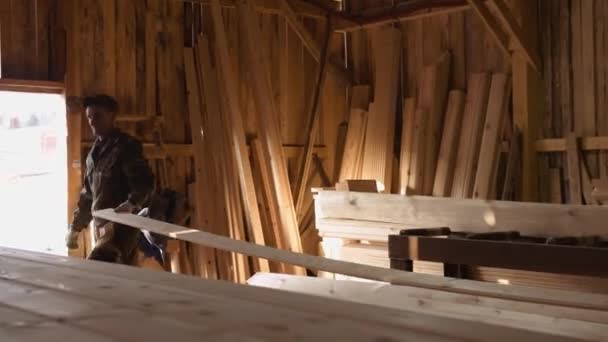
[[182, 0, 309, 283], [339, 27, 516, 201], [315, 190, 608, 293]]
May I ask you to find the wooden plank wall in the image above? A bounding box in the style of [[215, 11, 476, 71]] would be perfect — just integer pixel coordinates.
[[539, 0, 608, 203], [2, 0, 608, 279]]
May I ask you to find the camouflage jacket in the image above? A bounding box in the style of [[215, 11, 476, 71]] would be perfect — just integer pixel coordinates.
[[70, 129, 155, 232]]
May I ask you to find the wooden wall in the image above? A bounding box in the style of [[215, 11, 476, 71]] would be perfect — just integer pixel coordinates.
[[0, 0, 606, 275], [539, 0, 608, 202]]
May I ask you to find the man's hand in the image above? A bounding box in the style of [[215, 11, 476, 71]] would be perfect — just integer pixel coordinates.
[[114, 201, 137, 213], [65, 230, 80, 249]]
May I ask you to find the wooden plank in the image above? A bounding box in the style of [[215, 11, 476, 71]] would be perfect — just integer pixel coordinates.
[[473, 74, 512, 199], [452, 73, 492, 198], [399, 98, 416, 195], [95, 209, 608, 313], [315, 190, 608, 238], [536, 136, 608, 152], [251, 138, 285, 259], [294, 21, 333, 219], [339, 85, 370, 182], [249, 273, 608, 340], [501, 127, 522, 200], [407, 108, 427, 195], [420, 52, 452, 195], [433, 91, 465, 197], [0, 250, 575, 342], [566, 133, 583, 204], [236, 0, 304, 272], [549, 168, 563, 204], [581, 0, 598, 178], [360, 27, 401, 193], [183, 48, 214, 278], [115, 0, 137, 114], [202, 7, 269, 273]]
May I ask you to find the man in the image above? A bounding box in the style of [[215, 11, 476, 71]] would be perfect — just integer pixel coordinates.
[[66, 94, 155, 265]]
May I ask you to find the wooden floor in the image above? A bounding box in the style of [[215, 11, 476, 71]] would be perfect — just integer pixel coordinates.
[[0, 247, 592, 341]]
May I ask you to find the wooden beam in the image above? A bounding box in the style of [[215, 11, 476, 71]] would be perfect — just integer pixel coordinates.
[[491, 0, 541, 72], [0, 78, 64, 93], [536, 137, 608, 152], [238, 0, 304, 272], [208, 0, 269, 273], [389, 235, 608, 277], [294, 19, 333, 219], [95, 209, 608, 312], [466, 0, 510, 57], [335, 1, 471, 32], [278, 0, 350, 85], [315, 190, 608, 238]]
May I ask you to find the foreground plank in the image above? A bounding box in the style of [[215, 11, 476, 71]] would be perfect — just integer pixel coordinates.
[[249, 273, 608, 340], [94, 210, 608, 312], [0, 248, 575, 342]]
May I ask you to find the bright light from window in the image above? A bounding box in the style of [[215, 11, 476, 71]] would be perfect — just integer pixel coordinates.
[[0, 91, 67, 256]]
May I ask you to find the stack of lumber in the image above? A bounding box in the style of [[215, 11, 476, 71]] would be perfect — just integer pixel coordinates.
[[315, 190, 608, 292], [3, 246, 604, 342]]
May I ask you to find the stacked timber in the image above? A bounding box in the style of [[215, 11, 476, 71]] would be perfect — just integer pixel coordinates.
[[315, 190, 608, 292]]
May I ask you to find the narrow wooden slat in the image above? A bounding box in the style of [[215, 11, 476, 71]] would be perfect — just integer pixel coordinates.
[[115, 0, 137, 114], [433, 91, 465, 197], [338, 85, 370, 181], [294, 21, 333, 219], [417, 53, 450, 195], [399, 97, 417, 195], [549, 168, 563, 204], [95, 209, 608, 313], [566, 133, 583, 204], [407, 108, 427, 195], [452, 73, 492, 198], [473, 74, 512, 199], [236, 0, 304, 272], [183, 48, 213, 278], [501, 127, 522, 200], [360, 27, 401, 192], [204, 5, 269, 273], [581, 0, 598, 178]]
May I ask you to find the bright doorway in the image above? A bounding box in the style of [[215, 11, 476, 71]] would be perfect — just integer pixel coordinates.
[[0, 91, 67, 256]]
